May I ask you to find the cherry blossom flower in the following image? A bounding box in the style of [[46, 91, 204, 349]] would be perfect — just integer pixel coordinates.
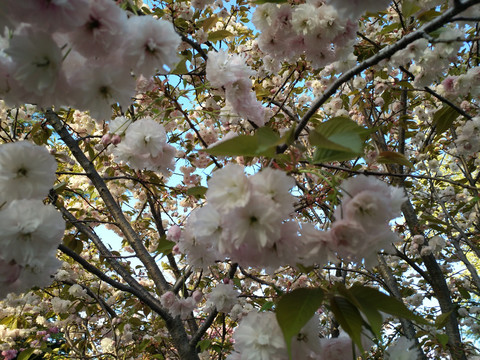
[[0, 141, 57, 202], [205, 283, 240, 313], [327, 175, 406, 266], [112, 117, 175, 174], [0, 200, 65, 268], [5, 27, 63, 95], [8, 0, 90, 32], [68, 0, 128, 58], [385, 337, 421, 360], [69, 64, 135, 121], [206, 164, 251, 211], [233, 311, 287, 360], [124, 16, 181, 77]]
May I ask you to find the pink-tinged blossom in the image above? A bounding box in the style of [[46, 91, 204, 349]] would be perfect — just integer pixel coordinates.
[[166, 225, 182, 242], [108, 116, 132, 136], [233, 311, 287, 360], [0, 259, 22, 287], [112, 117, 175, 174], [8, 0, 90, 32], [1, 349, 18, 360], [206, 164, 251, 211], [327, 175, 406, 266], [69, 64, 135, 121], [206, 51, 266, 126], [68, 0, 128, 58], [160, 291, 196, 319], [0, 141, 57, 202], [250, 167, 296, 216], [5, 27, 63, 96], [328, 0, 392, 20], [221, 195, 282, 253], [0, 254, 61, 299], [291, 314, 322, 359], [224, 78, 266, 127], [0, 200, 65, 268], [124, 16, 181, 77], [177, 206, 221, 270], [205, 283, 240, 313], [206, 50, 254, 88], [319, 336, 354, 360]]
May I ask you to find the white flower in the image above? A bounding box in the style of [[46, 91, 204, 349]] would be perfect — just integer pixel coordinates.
[[221, 194, 282, 253], [250, 167, 296, 216], [108, 116, 132, 136], [0, 199, 65, 268], [70, 64, 135, 121], [125, 16, 181, 77], [68, 284, 89, 299], [385, 337, 420, 360], [1, 255, 62, 300], [206, 164, 251, 211], [327, 176, 406, 266], [206, 50, 255, 88], [112, 117, 175, 173], [233, 311, 287, 360], [100, 337, 116, 353], [328, 0, 392, 20], [205, 283, 240, 313], [0, 141, 57, 202], [8, 0, 90, 32], [5, 26, 63, 95], [68, 0, 128, 57]]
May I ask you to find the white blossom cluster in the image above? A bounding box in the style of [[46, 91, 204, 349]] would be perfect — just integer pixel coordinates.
[[453, 117, 480, 157], [110, 116, 176, 174], [0, 0, 181, 120], [228, 309, 420, 360], [0, 142, 64, 298], [252, 0, 390, 69], [206, 50, 266, 127], [176, 166, 404, 270], [328, 175, 406, 266], [177, 164, 332, 271]]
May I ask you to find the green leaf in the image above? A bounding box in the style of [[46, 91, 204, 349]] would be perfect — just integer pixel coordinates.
[[458, 287, 471, 300], [186, 186, 207, 198], [330, 296, 364, 352], [436, 333, 449, 347], [344, 287, 384, 339], [200, 15, 218, 31], [309, 116, 370, 163], [17, 349, 35, 360], [156, 236, 175, 256], [376, 151, 414, 168], [207, 30, 234, 42], [402, 0, 422, 18], [435, 311, 453, 329], [171, 57, 188, 75], [349, 284, 430, 326], [260, 301, 275, 312], [433, 106, 459, 136], [276, 287, 324, 358], [206, 127, 281, 158]]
